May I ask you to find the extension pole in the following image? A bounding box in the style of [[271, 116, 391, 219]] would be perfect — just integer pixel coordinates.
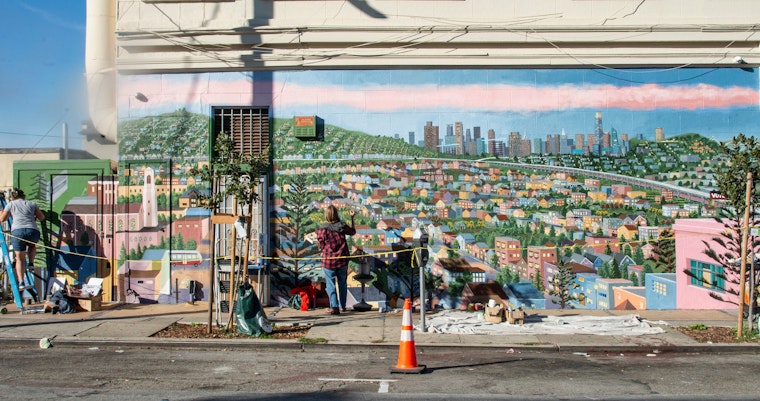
[[738, 172, 752, 337], [415, 248, 426, 332], [226, 198, 239, 331], [207, 175, 218, 333], [207, 215, 216, 333]]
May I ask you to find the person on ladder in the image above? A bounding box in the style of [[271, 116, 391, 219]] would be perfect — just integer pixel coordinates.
[[0, 188, 45, 290]]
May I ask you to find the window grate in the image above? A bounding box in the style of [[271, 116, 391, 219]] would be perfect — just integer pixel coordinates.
[[213, 107, 270, 156]]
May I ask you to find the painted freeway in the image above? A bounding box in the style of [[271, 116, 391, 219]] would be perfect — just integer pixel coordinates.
[[277, 155, 715, 204]]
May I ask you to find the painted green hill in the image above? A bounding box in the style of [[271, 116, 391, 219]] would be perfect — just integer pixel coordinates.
[[272, 118, 441, 159], [118, 109, 209, 160]]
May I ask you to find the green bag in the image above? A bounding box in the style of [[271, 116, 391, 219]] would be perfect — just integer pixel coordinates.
[[235, 282, 273, 336]]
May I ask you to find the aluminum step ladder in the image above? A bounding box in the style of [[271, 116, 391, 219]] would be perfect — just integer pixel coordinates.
[[0, 192, 39, 311]]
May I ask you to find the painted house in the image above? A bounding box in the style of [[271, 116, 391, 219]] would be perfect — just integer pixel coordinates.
[[504, 283, 546, 309], [544, 261, 596, 293], [494, 236, 523, 266], [571, 273, 598, 309], [613, 286, 647, 310], [526, 246, 557, 281], [596, 278, 633, 310], [646, 273, 677, 310], [673, 219, 738, 309], [461, 282, 508, 308], [431, 258, 470, 284]]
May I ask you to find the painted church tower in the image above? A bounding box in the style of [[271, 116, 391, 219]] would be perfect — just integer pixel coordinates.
[[142, 167, 158, 228]]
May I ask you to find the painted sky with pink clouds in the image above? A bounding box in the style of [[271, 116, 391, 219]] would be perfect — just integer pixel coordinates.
[[119, 68, 759, 142]]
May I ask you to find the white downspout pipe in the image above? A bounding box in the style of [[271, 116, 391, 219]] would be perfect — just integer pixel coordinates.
[[85, 0, 117, 144]]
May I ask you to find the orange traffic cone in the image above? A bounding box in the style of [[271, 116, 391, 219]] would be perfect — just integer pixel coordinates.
[[391, 298, 425, 373]]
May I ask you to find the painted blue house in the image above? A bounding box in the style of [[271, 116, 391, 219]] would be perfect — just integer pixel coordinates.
[[382, 229, 403, 246], [504, 282, 546, 309], [645, 273, 677, 310], [571, 273, 598, 309], [596, 278, 633, 310]]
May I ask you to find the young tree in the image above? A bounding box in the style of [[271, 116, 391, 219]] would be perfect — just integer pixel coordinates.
[[548, 259, 577, 309], [686, 134, 760, 335], [190, 130, 270, 327], [191, 130, 269, 210]]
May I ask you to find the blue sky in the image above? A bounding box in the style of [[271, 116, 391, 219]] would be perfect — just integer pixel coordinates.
[[0, 0, 87, 151], [4, 0, 751, 151]]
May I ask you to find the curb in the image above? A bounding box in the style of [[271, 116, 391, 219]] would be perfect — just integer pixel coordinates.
[[1, 336, 759, 354]]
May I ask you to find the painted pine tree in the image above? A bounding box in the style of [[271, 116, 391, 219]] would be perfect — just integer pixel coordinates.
[[271, 175, 320, 290], [548, 259, 577, 309]]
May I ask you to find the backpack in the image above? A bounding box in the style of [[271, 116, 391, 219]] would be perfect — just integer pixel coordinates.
[[287, 293, 302, 310]]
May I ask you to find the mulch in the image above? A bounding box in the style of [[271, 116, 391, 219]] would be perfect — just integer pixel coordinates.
[[153, 322, 311, 339]]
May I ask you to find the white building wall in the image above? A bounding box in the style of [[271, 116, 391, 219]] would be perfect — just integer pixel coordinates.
[[114, 0, 760, 72]]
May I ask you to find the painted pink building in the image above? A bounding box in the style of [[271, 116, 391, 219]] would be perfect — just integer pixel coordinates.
[[673, 218, 738, 309]]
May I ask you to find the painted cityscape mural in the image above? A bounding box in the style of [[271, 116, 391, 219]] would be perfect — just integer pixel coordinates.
[[102, 68, 759, 309]]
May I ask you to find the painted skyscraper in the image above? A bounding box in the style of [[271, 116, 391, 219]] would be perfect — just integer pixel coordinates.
[[595, 112, 604, 155], [423, 121, 439, 151]]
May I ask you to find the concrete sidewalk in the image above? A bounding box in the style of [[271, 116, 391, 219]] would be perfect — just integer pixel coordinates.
[[0, 301, 756, 352]]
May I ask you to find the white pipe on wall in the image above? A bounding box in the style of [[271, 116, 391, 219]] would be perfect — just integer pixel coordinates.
[[85, 0, 117, 143]]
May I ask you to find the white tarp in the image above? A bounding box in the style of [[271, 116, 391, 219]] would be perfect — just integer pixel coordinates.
[[424, 310, 666, 336]]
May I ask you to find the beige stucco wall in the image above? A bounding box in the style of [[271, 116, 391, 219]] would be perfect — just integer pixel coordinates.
[[0, 150, 61, 190], [0, 149, 97, 190]]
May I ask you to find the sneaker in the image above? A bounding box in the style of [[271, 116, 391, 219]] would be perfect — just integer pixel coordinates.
[[17, 282, 32, 291]]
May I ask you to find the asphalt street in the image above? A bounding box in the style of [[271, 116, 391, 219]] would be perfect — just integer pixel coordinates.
[[2, 343, 759, 400]]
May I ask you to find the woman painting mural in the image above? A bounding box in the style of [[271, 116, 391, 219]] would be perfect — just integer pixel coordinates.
[[317, 205, 356, 315], [0, 188, 45, 290]]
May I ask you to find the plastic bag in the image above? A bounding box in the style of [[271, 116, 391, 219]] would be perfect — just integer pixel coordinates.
[[235, 282, 272, 336]]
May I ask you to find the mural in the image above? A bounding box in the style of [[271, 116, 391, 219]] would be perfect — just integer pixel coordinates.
[[104, 68, 760, 310], [11, 160, 116, 300]]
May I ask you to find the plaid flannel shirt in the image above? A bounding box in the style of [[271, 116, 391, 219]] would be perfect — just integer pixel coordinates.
[[317, 222, 356, 269]]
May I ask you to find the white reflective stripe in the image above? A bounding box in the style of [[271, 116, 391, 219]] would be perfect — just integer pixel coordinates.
[[399, 329, 414, 342], [402, 310, 412, 326], [318, 378, 397, 393]]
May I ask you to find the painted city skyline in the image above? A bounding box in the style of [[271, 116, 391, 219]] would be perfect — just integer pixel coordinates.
[[119, 67, 759, 143]]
